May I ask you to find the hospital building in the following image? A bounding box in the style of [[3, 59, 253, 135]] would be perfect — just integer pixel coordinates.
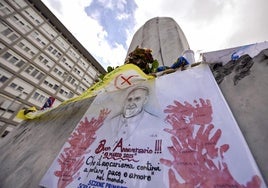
[[0, 0, 106, 137]]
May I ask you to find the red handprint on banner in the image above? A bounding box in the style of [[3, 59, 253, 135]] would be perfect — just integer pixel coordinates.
[[54, 108, 110, 188], [161, 99, 261, 188]]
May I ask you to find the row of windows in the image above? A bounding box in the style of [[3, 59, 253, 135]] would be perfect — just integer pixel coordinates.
[[1, 20, 98, 80], [0, 95, 21, 120], [0, 0, 104, 129], [1, 71, 74, 105], [1, 50, 97, 101], [54, 35, 70, 52], [9, 0, 27, 10], [73, 66, 83, 77], [1, 0, 101, 99], [0, 65, 81, 102], [36, 54, 54, 71], [59, 88, 74, 98], [0, 21, 20, 43], [47, 44, 62, 60], [67, 75, 78, 86], [53, 66, 68, 80], [1, 51, 93, 88], [60, 56, 73, 71], [2, 51, 26, 68], [9, 14, 32, 34], [43, 79, 59, 91], [0, 69, 85, 101], [24, 65, 45, 81], [39, 23, 57, 40], [0, 1, 13, 17], [8, 82, 28, 95], [77, 85, 86, 93], [22, 7, 43, 26], [29, 31, 48, 48], [5, 77, 33, 100], [1, 50, 91, 93], [2, 0, 100, 77], [16, 39, 38, 58], [31, 91, 48, 103]]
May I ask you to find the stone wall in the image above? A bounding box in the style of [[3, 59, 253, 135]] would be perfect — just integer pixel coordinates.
[[209, 48, 268, 183], [0, 97, 95, 188]]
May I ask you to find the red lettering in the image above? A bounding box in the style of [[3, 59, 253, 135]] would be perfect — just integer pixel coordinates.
[[113, 138, 123, 152], [95, 140, 106, 154]]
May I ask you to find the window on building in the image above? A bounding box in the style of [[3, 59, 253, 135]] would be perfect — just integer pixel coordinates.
[[40, 23, 57, 40], [67, 76, 76, 85], [1, 130, 10, 138], [52, 66, 68, 80], [24, 65, 45, 81], [9, 82, 17, 89], [38, 55, 44, 61], [0, 1, 13, 16], [68, 92, 74, 98], [9, 33, 19, 41], [9, 0, 27, 9], [73, 66, 83, 77], [29, 31, 48, 48], [67, 48, 79, 61], [0, 42, 4, 50], [63, 72, 68, 79], [53, 85, 59, 90], [88, 66, 97, 78], [16, 60, 25, 68], [2, 51, 26, 68], [46, 45, 62, 60], [17, 86, 24, 92], [42, 77, 60, 91], [32, 92, 39, 99], [0, 22, 19, 43], [38, 95, 45, 102], [10, 56, 19, 64], [1, 28, 13, 36], [22, 8, 43, 26], [16, 40, 37, 58], [54, 36, 69, 52], [78, 58, 88, 69], [6, 78, 33, 99], [10, 14, 32, 34], [36, 73, 45, 80], [31, 69, 39, 77], [0, 75, 8, 83], [31, 91, 47, 103], [35, 54, 54, 70], [2, 51, 12, 59], [25, 65, 34, 73]]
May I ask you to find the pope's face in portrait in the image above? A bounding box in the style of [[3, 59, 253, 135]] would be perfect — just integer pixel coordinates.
[[123, 88, 148, 118]]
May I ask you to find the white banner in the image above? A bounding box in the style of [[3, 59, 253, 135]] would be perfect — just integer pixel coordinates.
[[40, 64, 265, 188]]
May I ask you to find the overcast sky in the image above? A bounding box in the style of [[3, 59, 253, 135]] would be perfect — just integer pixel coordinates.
[[41, 0, 268, 69]]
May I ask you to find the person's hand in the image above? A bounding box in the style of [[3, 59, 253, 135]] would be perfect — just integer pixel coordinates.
[[162, 99, 261, 187], [54, 108, 110, 188], [161, 125, 228, 186]]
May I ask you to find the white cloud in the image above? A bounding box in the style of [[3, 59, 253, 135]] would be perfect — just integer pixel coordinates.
[[116, 13, 130, 20], [42, 0, 268, 69], [41, 0, 127, 69], [132, 0, 267, 59], [116, 0, 127, 11]]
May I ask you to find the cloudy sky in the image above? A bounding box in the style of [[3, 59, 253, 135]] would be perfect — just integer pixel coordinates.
[[41, 0, 268, 69]]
